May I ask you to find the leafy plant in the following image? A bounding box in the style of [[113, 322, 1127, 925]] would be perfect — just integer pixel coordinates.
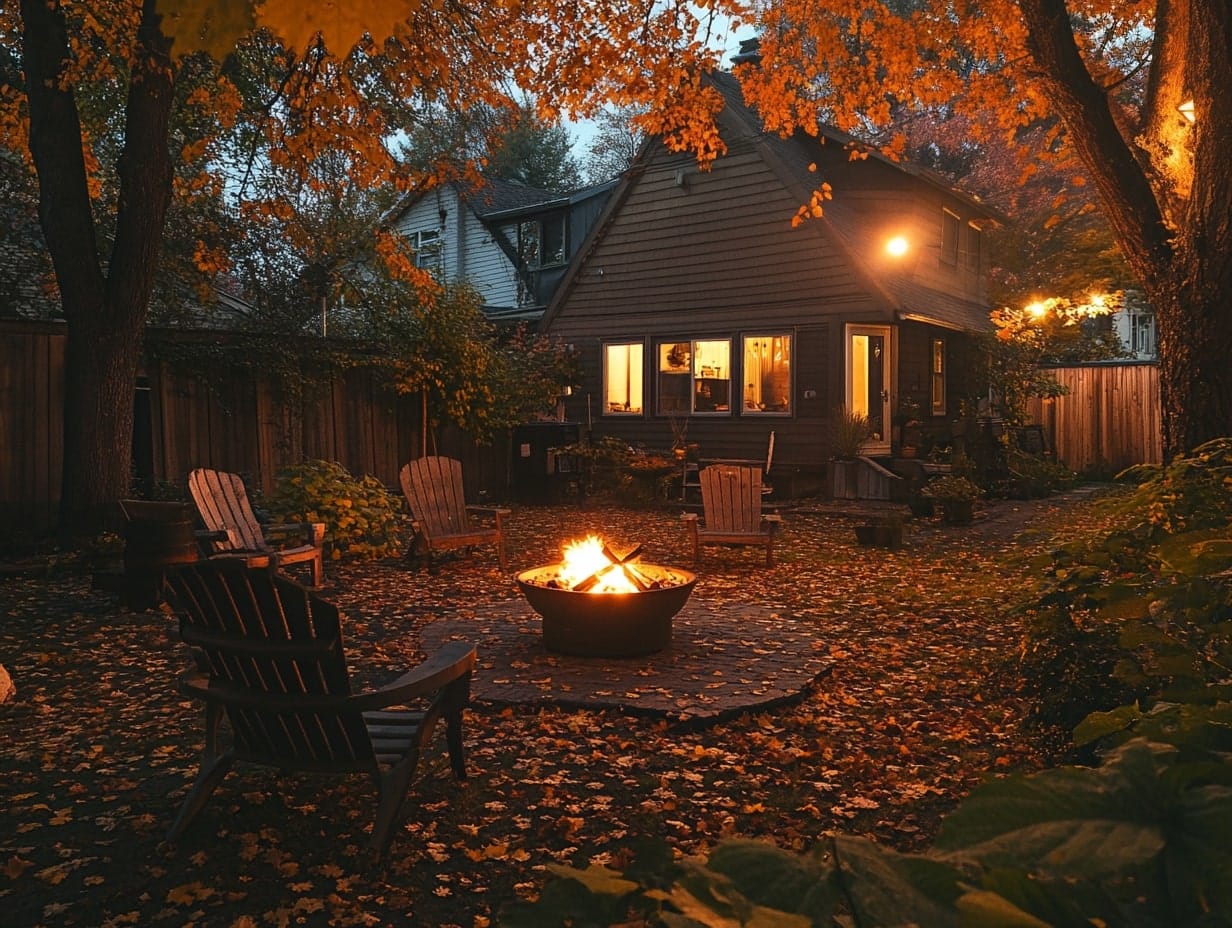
[[265, 460, 403, 561], [507, 736, 1232, 927], [922, 474, 982, 501], [832, 406, 872, 460]]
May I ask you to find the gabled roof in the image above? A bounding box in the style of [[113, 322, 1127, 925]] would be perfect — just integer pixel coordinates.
[[543, 69, 995, 332]]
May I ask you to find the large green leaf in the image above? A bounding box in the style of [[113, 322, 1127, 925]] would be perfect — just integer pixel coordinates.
[[1073, 702, 1141, 746], [832, 835, 963, 927], [701, 839, 838, 921]]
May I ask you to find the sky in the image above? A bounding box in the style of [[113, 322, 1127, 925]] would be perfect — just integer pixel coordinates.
[[566, 11, 754, 156]]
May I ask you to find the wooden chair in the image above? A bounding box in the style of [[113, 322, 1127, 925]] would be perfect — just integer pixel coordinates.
[[682, 464, 783, 567], [163, 559, 476, 858], [188, 468, 326, 588], [399, 456, 510, 570]]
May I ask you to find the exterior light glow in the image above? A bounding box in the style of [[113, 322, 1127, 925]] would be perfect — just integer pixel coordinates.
[[886, 235, 909, 257], [1025, 301, 1048, 318], [1178, 99, 1196, 123]]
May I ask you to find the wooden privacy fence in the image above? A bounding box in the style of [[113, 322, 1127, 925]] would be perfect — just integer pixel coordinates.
[[1026, 361, 1162, 474], [0, 321, 510, 536]]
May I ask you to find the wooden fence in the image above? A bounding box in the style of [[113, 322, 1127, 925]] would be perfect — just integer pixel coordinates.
[[1026, 361, 1163, 474], [0, 321, 511, 536]]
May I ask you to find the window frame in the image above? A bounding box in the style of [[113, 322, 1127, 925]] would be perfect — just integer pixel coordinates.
[[941, 209, 960, 266], [655, 338, 733, 416], [930, 337, 947, 416], [410, 228, 442, 274], [739, 333, 793, 416], [601, 340, 645, 417]]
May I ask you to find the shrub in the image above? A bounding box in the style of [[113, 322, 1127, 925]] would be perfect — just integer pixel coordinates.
[[921, 474, 982, 500], [265, 460, 403, 561], [832, 406, 871, 459]]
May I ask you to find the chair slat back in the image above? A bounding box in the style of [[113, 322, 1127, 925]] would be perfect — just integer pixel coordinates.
[[699, 465, 763, 533], [165, 561, 373, 770], [189, 468, 268, 554], [400, 456, 469, 541]]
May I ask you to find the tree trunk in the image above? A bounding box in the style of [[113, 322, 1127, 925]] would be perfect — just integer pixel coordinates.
[[21, 0, 175, 540]]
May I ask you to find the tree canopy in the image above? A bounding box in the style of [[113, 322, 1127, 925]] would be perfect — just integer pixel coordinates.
[[739, 0, 1231, 457], [3, 0, 742, 537]]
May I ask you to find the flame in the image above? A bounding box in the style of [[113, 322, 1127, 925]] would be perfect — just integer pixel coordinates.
[[558, 535, 638, 593]]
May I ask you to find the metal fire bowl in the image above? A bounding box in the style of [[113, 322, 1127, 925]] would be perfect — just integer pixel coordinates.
[[516, 563, 698, 658]]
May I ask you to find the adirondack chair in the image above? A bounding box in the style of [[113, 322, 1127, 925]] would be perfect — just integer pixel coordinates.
[[399, 456, 510, 570], [188, 468, 326, 588], [163, 559, 477, 857], [682, 464, 783, 567]]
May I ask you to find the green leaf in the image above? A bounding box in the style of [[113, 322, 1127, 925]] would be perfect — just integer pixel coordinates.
[[832, 835, 962, 927], [955, 889, 1051, 927], [1073, 703, 1141, 747]]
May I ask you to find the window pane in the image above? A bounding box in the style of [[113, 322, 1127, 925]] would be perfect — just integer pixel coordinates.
[[413, 229, 441, 273], [930, 338, 946, 415], [692, 339, 731, 413], [542, 216, 567, 266], [603, 343, 643, 415], [941, 211, 960, 265], [965, 223, 981, 269], [657, 342, 691, 414], [741, 334, 792, 413]]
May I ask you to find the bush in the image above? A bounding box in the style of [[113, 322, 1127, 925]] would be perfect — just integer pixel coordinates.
[[265, 460, 403, 561]]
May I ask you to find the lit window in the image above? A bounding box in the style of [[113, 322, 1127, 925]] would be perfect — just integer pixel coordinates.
[[930, 338, 946, 415], [603, 342, 643, 415], [656, 339, 732, 415], [941, 210, 960, 266], [410, 229, 442, 274], [741, 334, 792, 414]]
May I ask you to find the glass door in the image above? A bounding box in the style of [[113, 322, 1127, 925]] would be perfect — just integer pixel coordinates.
[[845, 324, 892, 455]]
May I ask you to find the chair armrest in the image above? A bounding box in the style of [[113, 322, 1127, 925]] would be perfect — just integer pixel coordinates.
[[195, 528, 228, 542], [763, 514, 783, 524], [351, 641, 477, 711], [681, 513, 699, 522], [264, 522, 327, 546], [465, 506, 511, 517]]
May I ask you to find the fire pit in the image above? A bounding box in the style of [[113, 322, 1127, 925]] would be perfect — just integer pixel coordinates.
[[516, 535, 697, 658]]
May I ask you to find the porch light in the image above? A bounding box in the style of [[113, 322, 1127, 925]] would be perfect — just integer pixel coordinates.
[[1178, 99, 1196, 123], [885, 235, 909, 257], [1026, 301, 1048, 318]]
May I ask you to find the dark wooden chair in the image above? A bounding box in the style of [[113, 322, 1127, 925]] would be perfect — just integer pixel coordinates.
[[163, 560, 476, 858], [188, 467, 326, 587], [682, 464, 783, 567], [399, 456, 510, 570]]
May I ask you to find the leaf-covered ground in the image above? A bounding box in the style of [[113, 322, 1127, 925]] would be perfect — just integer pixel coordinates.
[[1, 491, 1113, 927]]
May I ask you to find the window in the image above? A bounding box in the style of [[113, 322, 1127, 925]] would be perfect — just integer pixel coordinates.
[[657, 339, 732, 415], [603, 342, 644, 415], [965, 222, 982, 269], [941, 210, 960, 266], [741, 334, 792, 414], [930, 338, 946, 415], [518, 214, 567, 269], [410, 229, 442, 274]]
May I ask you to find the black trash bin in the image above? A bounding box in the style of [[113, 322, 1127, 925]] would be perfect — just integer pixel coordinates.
[[511, 421, 580, 503]]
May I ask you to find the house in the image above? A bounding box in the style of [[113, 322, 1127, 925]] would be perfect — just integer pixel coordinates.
[[541, 62, 998, 495], [385, 176, 618, 323]]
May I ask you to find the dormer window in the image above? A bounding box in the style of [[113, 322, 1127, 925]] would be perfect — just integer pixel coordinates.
[[518, 214, 567, 269]]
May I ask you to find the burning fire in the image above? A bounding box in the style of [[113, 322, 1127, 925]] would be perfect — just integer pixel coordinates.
[[558, 535, 640, 593]]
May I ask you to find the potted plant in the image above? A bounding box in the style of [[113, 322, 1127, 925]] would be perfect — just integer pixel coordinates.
[[831, 406, 872, 499], [895, 397, 922, 458], [922, 474, 982, 524]]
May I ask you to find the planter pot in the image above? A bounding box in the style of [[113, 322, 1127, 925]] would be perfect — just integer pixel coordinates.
[[831, 459, 861, 500], [908, 497, 936, 519], [940, 498, 975, 525]]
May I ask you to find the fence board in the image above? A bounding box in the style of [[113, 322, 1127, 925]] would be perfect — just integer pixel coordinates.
[[0, 322, 516, 537], [1028, 362, 1162, 473]]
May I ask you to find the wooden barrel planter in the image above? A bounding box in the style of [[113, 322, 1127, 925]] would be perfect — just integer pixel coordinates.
[[119, 500, 200, 610]]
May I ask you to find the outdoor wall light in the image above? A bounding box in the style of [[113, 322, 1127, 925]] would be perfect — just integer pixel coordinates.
[[885, 235, 909, 257], [1178, 99, 1196, 123]]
